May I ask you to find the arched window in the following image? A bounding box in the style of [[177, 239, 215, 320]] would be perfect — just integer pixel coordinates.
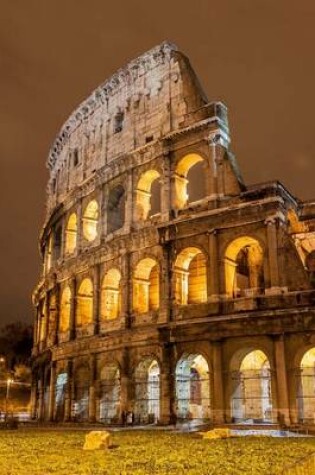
[[174, 247, 207, 305], [133, 258, 160, 314], [76, 278, 93, 326], [174, 154, 206, 209], [59, 286, 71, 332], [82, 200, 99, 242], [45, 235, 52, 273], [134, 358, 160, 424], [72, 365, 89, 421], [107, 185, 125, 233], [135, 170, 161, 220], [298, 348, 315, 423], [99, 362, 121, 423], [175, 354, 210, 421], [100, 269, 121, 320], [231, 349, 272, 423], [65, 213, 77, 254], [225, 237, 264, 298]]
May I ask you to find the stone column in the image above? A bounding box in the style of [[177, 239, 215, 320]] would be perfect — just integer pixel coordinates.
[[93, 264, 100, 335], [54, 284, 60, 345], [125, 169, 133, 233], [160, 344, 176, 425], [161, 151, 171, 222], [212, 341, 225, 424], [76, 199, 83, 254], [274, 335, 290, 426], [48, 362, 57, 421], [89, 355, 97, 423], [266, 218, 280, 292], [64, 360, 73, 422], [120, 348, 132, 418], [208, 230, 220, 300], [30, 373, 38, 420], [37, 368, 45, 421], [69, 276, 76, 340], [159, 244, 172, 323]]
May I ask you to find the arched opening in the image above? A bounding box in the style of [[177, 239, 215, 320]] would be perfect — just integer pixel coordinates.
[[133, 258, 159, 314], [53, 226, 62, 262], [174, 247, 207, 305], [45, 235, 52, 273], [59, 286, 71, 332], [98, 362, 121, 424], [174, 153, 206, 209], [175, 354, 210, 422], [72, 365, 89, 422], [76, 278, 93, 327], [39, 300, 47, 342], [47, 293, 57, 341], [65, 213, 77, 254], [82, 200, 99, 242], [225, 237, 265, 298], [54, 372, 68, 422], [107, 185, 125, 233], [136, 170, 161, 220], [298, 348, 315, 423], [100, 269, 121, 320], [134, 358, 160, 424], [231, 350, 272, 423]]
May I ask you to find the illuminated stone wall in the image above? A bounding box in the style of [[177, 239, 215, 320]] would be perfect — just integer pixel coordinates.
[[32, 43, 315, 427]]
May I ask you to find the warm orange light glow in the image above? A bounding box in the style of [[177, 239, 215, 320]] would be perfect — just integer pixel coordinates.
[[59, 286, 71, 332], [136, 170, 161, 220], [65, 213, 77, 254], [101, 268, 121, 320], [76, 278, 93, 326], [225, 236, 264, 297], [174, 247, 207, 304], [82, 200, 99, 241], [174, 154, 204, 209], [133, 258, 160, 313]]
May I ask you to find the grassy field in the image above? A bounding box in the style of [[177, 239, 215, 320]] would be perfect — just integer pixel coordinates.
[[0, 430, 314, 475]]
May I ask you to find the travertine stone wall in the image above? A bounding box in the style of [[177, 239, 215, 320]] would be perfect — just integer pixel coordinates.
[[32, 43, 315, 427]]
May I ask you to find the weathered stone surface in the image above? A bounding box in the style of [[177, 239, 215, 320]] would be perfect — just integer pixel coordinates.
[[31, 43, 315, 429], [83, 431, 111, 450]]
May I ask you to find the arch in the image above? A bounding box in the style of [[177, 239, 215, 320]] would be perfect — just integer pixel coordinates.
[[65, 213, 77, 254], [135, 170, 161, 220], [298, 347, 315, 423], [59, 286, 71, 332], [72, 365, 90, 421], [76, 278, 93, 327], [98, 361, 121, 423], [174, 247, 207, 305], [231, 349, 272, 423], [225, 236, 265, 298], [82, 200, 99, 242], [175, 354, 210, 422], [134, 358, 160, 424], [174, 153, 206, 209], [54, 371, 68, 421], [133, 258, 160, 314], [100, 268, 122, 320], [107, 185, 125, 233]]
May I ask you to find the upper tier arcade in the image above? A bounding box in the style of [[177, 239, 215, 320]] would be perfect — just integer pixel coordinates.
[[47, 42, 234, 212]]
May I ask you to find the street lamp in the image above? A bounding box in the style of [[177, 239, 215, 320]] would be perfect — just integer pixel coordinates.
[[5, 378, 13, 422]]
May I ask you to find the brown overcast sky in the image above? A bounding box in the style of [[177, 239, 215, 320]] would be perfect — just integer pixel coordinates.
[[1, 0, 315, 327]]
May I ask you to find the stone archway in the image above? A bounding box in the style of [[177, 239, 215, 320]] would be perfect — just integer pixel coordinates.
[[54, 371, 68, 422], [134, 358, 160, 424], [231, 349, 272, 423], [298, 348, 315, 423], [72, 365, 89, 422], [98, 362, 121, 424], [175, 354, 210, 422]]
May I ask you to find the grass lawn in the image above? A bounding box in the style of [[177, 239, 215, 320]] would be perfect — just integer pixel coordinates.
[[0, 430, 314, 475]]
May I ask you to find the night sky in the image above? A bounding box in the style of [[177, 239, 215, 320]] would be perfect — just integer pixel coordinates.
[[1, 1, 315, 327]]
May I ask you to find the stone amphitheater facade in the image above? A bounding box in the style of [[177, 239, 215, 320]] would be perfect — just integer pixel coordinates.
[[32, 42, 315, 427]]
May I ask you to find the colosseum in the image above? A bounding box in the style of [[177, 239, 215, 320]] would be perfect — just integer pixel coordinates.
[[32, 42, 315, 428]]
